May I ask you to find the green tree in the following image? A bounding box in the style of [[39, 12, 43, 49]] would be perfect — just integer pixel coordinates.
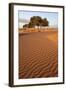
[[41, 18, 49, 27], [23, 16, 49, 29], [23, 24, 28, 29], [30, 16, 42, 29]]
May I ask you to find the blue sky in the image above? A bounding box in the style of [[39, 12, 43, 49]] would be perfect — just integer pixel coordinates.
[[18, 10, 58, 27]]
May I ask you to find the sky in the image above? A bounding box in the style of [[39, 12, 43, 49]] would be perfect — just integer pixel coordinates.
[[18, 10, 58, 28]]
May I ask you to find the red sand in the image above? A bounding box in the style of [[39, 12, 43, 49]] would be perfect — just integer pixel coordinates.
[[19, 31, 58, 79]]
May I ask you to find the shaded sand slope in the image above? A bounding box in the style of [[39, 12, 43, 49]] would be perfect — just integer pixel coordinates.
[[19, 31, 58, 79]]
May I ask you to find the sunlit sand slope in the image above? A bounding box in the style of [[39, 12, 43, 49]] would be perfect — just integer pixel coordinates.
[[19, 30, 58, 79]]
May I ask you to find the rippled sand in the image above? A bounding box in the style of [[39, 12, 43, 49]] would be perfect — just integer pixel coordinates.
[[19, 30, 58, 79]]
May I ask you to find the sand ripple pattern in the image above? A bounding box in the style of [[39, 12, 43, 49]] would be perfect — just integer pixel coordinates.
[[19, 31, 58, 79]]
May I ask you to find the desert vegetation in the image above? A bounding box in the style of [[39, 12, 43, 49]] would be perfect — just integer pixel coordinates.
[[23, 16, 49, 29]]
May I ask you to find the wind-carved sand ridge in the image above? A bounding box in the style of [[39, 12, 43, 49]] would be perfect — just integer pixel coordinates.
[[19, 29, 58, 79]]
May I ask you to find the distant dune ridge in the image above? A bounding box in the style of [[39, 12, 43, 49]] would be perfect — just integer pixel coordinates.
[[19, 29, 58, 79]]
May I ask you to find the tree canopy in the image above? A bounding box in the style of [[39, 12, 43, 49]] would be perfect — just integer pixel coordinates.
[[23, 16, 49, 28]]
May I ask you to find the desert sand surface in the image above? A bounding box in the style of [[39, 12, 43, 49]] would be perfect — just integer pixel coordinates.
[[19, 30, 58, 79]]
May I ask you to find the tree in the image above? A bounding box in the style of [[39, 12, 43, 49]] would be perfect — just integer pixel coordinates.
[[41, 18, 49, 27], [28, 22, 35, 28], [23, 24, 28, 29], [23, 16, 49, 29], [30, 16, 42, 29], [35, 16, 42, 29]]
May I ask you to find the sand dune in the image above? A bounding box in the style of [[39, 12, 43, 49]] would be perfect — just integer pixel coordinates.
[[19, 30, 58, 79]]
